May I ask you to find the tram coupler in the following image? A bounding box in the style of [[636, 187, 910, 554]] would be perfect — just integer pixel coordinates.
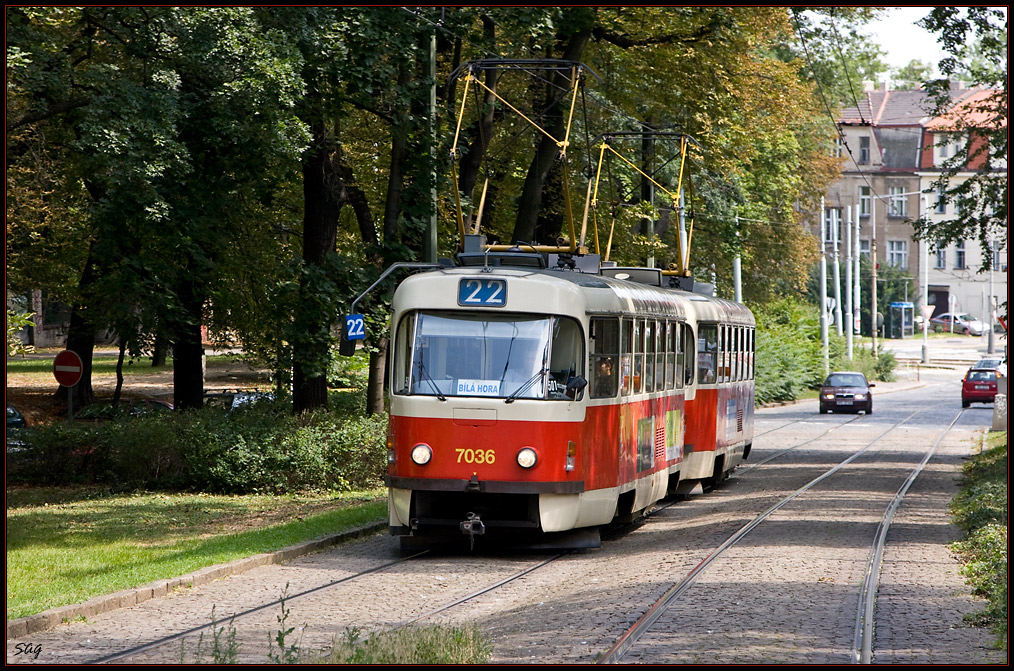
[[460, 512, 485, 536]]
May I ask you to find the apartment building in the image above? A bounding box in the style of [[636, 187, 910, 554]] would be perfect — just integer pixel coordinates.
[[822, 81, 1006, 335]]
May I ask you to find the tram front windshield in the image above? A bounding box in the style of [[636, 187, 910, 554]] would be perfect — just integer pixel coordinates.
[[394, 311, 583, 400]]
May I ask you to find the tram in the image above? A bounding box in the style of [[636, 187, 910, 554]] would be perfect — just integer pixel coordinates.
[[383, 252, 755, 549]]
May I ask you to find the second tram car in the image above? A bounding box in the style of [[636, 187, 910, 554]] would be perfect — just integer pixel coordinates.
[[384, 255, 755, 549]]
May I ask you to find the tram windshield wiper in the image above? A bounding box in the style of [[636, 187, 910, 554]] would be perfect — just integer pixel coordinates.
[[415, 361, 447, 401], [504, 367, 548, 403]]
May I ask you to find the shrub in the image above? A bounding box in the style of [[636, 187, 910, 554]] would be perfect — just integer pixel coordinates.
[[11, 399, 389, 495]]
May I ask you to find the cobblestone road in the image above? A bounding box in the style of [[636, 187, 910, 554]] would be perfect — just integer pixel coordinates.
[[6, 365, 1005, 665]]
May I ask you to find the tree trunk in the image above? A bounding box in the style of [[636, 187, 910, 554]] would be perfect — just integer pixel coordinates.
[[366, 336, 388, 416], [172, 279, 206, 411], [61, 246, 101, 408], [293, 119, 340, 414], [63, 307, 96, 409], [151, 329, 169, 367], [112, 336, 126, 405]]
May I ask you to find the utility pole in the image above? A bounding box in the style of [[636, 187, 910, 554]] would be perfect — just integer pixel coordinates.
[[820, 198, 829, 375], [854, 203, 861, 340], [871, 195, 878, 357], [921, 196, 930, 364], [424, 27, 438, 264], [832, 207, 843, 336], [733, 214, 742, 303], [845, 204, 854, 359], [988, 239, 996, 354]]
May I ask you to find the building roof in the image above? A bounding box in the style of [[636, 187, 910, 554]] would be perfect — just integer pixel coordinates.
[[924, 88, 1006, 131], [838, 82, 989, 128]]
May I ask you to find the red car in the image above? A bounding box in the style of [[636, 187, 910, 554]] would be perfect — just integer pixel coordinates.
[[961, 368, 998, 408]]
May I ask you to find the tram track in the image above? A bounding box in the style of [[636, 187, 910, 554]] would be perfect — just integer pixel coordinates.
[[94, 413, 882, 664], [597, 401, 962, 664]]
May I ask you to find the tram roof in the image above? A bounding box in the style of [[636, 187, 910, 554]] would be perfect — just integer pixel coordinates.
[[395, 266, 754, 326]]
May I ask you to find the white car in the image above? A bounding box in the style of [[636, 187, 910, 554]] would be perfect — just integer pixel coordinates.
[[930, 312, 986, 336]]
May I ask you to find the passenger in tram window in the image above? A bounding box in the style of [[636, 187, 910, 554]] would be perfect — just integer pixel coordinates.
[[594, 356, 616, 397]]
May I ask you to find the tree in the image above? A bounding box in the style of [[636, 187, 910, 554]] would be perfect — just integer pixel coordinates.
[[6, 7, 308, 409], [892, 59, 934, 90], [914, 7, 1007, 274]]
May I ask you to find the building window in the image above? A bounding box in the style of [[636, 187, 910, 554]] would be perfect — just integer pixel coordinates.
[[934, 243, 946, 269], [859, 136, 870, 164], [859, 187, 871, 217], [934, 186, 946, 214], [888, 240, 908, 269], [823, 208, 841, 244], [832, 137, 844, 158], [955, 240, 966, 270], [859, 239, 870, 258], [888, 186, 907, 217]]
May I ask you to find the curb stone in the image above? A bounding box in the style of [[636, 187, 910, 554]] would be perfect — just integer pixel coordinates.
[[6, 520, 387, 640]]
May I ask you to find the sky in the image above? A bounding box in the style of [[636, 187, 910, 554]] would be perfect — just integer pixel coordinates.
[[864, 7, 948, 73]]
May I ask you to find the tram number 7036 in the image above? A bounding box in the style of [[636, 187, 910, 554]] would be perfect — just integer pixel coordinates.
[[458, 278, 507, 307], [456, 448, 496, 464]]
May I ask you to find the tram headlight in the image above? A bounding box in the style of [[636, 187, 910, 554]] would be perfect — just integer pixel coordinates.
[[410, 443, 433, 466], [516, 447, 538, 469]]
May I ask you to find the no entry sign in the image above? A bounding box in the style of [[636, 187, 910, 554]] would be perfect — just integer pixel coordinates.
[[53, 350, 84, 387]]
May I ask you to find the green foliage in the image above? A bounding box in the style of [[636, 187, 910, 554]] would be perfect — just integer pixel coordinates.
[[753, 296, 896, 404], [753, 297, 823, 403], [268, 586, 304, 664], [914, 7, 1007, 271], [323, 624, 493, 665], [181, 607, 240, 665], [11, 402, 389, 494], [6, 310, 36, 357], [949, 433, 1008, 647]]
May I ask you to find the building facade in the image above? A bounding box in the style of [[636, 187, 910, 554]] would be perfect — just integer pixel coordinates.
[[823, 81, 1006, 336]]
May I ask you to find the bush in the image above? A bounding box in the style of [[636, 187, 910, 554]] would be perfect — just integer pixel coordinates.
[[13, 399, 389, 495], [754, 297, 823, 403], [949, 435, 1008, 647]]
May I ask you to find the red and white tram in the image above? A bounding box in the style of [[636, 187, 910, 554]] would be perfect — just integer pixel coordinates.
[[384, 256, 755, 549]]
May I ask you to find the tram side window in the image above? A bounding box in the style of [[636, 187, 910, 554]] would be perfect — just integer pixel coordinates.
[[732, 326, 740, 382], [393, 312, 416, 395], [664, 321, 675, 390], [633, 319, 644, 393], [549, 317, 584, 399], [682, 323, 695, 386], [654, 321, 665, 392], [671, 322, 683, 389], [715, 325, 724, 384], [738, 327, 745, 381], [698, 323, 718, 384], [746, 328, 754, 381], [740, 327, 747, 381], [644, 320, 656, 392], [621, 319, 634, 396], [590, 317, 619, 398]]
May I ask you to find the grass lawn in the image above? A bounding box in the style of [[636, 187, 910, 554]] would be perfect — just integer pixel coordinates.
[[6, 486, 387, 620]]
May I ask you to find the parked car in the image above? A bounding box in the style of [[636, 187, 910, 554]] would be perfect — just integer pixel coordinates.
[[929, 312, 986, 335], [75, 398, 174, 420], [972, 357, 1004, 370], [203, 389, 274, 414], [819, 371, 875, 414], [961, 367, 998, 408], [7, 404, 28, 453]]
